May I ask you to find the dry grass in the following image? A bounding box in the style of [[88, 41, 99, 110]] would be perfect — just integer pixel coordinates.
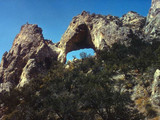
[[149, 116, 160, 120]]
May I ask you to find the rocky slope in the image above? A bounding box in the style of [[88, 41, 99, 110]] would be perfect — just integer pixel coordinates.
[[0, 0, 160, 93]]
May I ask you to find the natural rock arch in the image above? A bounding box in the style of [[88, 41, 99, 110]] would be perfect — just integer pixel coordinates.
[[58, 23, 95, 63], [57, 11, 146, 63], [1, 0, 159, 90], [65, 24, 95, 53]]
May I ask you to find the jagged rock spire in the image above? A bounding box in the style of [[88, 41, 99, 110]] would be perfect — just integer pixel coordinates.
[[0, 24, 60, 89]]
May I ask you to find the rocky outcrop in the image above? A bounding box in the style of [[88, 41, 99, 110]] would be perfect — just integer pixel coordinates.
[[147, 0, 160, 21], [57, 0, 160, 62], [0, 24, 60, 89], [58, 11, 145, 62], [144, 0, 160, 42], [121, 11, 146, 39], [0, 82, 12, 93], [151, 69, 160, 106]]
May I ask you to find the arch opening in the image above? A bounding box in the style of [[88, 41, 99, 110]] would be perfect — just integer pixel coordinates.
[[66, 48, 95, 62], [58, 23, 96, 63], [65, 24, 95, 54]]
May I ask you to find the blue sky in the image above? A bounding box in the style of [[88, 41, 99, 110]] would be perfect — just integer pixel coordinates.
[[0, 0, 151, 61]]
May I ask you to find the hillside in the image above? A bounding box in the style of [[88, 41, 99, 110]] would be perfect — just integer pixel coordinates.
[[0, 0, 160, 119], [1, 41, 160, 119]]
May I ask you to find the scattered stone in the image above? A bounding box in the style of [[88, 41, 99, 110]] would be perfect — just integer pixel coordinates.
[[112, 74, 125, 81]]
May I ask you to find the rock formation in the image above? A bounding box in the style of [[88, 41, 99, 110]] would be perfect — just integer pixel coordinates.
[[147, 0, 160, 21], [58, 11, 145, 62], [151, 69, 160, 106], [0, 0, 160, 90], [0, 24, 60, 89], [144, 0, 160, 42]]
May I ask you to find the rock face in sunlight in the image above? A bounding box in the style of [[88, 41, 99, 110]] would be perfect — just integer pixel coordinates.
[[0, 24, 60, 89], [147, 0, 160, 21], [57, 11, 145, 62], [144, 0, 160, 41], [0, 0, 160, 91]]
